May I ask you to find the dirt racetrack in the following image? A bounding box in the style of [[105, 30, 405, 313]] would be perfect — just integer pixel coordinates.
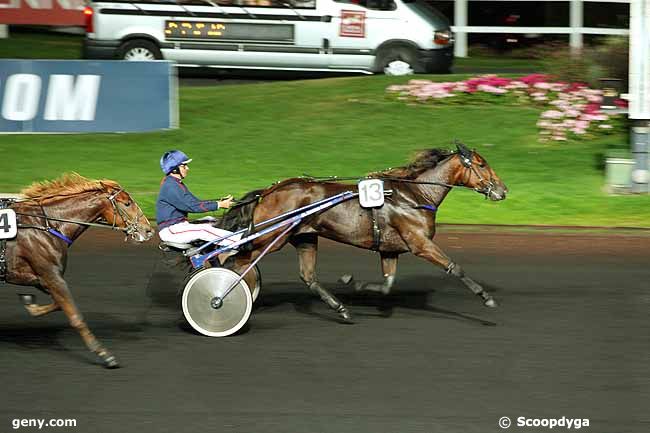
[[1, 227, 648, 433]]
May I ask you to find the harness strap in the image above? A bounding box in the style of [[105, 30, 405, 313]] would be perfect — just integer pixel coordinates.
[[13, 212, 124, 230], [0, 198, 13, 282], [414, 204, 438, 212], [0, 238, 5, 282], [370, 208, 382, 251], [47, 228, 74, 245], [15, 207, 75, 246]]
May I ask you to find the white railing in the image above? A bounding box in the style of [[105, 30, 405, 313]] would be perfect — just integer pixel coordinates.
[[449, 0, 631, 57]]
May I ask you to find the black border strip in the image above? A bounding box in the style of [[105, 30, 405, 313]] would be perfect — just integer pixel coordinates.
[[332, 48, 374, 55], [179, 43, 238, 50], [172, 43, 372, 55], [244, 45, 320, 53], [176, 43, 321, 54], [99, 0, 315, 9], [99, 8, 326, 22]]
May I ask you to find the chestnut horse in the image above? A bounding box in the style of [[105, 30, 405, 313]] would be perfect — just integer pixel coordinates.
[[1, 174, 154, 368], [222, 144, 508, 323]]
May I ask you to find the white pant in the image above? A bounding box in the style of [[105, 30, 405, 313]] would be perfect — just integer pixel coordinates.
[[158, 221, 241, 247]]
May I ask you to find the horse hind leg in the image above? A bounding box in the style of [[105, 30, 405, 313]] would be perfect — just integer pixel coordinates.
[[340, 252, 398, 295], [40, 272, 119, 368], [291, 234, 354, 324]]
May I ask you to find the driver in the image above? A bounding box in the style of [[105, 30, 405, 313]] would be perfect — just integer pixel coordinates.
[[156, 150, 241, 251]]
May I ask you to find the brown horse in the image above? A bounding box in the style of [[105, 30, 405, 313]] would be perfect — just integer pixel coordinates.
[[1, 173, 154, 368], [222, 144, 507, 323]]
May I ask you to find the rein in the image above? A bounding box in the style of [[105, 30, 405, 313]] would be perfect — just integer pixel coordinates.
[[301, 174, 456, 189], [10, 187, 146, 243], [302, 150, 497, 197], [13, 212, 129, 231]]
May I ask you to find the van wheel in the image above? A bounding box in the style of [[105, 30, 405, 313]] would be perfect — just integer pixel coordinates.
[[375, 46, 422, 76], [119, 39, 162, 61]]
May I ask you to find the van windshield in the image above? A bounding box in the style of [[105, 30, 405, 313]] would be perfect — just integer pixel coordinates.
[[401, 0, 450, 26]]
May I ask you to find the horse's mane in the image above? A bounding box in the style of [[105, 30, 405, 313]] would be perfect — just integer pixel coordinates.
[[371, 148, 455, 179], [220, 178, 312, 232], [21, 172, 119, 199]]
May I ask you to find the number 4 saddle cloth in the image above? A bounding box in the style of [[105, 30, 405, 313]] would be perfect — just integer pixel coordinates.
[[0, 198, 17, 282]]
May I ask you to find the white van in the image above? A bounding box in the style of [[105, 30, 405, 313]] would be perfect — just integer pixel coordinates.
[[82, 0, 454, 74]]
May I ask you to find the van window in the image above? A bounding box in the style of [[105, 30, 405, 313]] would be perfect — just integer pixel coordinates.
[[209, 0, 316, 9], [333, 0, 396, 11]]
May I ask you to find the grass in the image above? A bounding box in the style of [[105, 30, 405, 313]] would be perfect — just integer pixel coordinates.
[[0, 30, 83, 60], [0, 73, 646, 227]]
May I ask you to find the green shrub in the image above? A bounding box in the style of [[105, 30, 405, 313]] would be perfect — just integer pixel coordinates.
[[537, 37, 629, 90]]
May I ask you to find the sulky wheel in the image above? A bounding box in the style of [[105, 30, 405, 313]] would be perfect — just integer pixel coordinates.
[[225, 262, 262, 303], [182, 268, 252, 337], [248, 265, 262, 303]]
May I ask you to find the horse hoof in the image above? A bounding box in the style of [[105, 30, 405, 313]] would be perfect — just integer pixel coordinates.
[[339, 308, 355, 324], [484, 298, 498, 308], [101, 354, 120, 369], [18, 294, 35, 305], [338, 274, 353, 285]]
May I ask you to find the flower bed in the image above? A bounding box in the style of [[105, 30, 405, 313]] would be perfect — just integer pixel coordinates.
[[386, 74, 627, 142]]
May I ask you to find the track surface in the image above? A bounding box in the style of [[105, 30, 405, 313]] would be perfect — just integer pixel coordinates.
[[1, 229, 648, 433]]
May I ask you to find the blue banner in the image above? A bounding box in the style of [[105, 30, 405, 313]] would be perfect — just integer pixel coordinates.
[[0, 60, 178, 133]]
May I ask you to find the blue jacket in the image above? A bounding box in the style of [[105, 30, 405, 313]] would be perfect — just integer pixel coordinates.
[[156, 176, 218, 229]]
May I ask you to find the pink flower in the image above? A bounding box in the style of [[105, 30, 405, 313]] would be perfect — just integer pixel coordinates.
[[542, 110, 564, 119], [534, 82, 553, 90], [615, 99, 628, 108]]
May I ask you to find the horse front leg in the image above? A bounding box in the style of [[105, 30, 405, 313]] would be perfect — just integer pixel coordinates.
[[405, 236, 497, 308], [290, 234, 353, 324], [24, 300, 60, 317], [340, 252, 398, 295], [18, 289, 61, 317], [39, 272, 119, 368]]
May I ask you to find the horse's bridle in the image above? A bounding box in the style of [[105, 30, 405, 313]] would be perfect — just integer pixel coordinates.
[[457, 152, 497, 199], [105, 188, 147, 239]]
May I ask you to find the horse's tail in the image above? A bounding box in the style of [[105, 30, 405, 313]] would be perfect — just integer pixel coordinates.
[[221, 188, 264, 232]]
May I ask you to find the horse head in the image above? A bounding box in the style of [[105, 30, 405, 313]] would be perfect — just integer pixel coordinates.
[[453, 142, 508, 201], [99, 182, 155, 242]]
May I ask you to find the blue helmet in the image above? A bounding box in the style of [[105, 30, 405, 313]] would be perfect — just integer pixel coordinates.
[[160, 150, 192, 174]]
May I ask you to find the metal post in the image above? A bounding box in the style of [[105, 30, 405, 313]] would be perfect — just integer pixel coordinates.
[[454, 0, 468, 58], [0, 25, 8, 39], [631, 122, 650, 193], [629, 0, 650, 193], [569, 0, 583, 53]]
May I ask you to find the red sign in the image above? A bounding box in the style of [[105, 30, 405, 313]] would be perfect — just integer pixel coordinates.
[[0, 0, 85, 26], [339, 10, 366, 38]]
